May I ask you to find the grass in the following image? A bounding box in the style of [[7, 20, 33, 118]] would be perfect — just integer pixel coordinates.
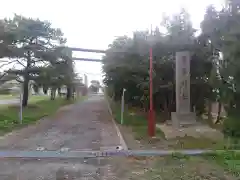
[[202, 151, 240, 177], [109, 99, 239, 149], [110, 154, 239, 179], [154, 153, 239, 179], [28, 95, 49, 103], [110, 100, 165, 140], [132, 152, 240, 179], [132, 126, 165, 140], [167, 136, 226, 149], [108, 97, 240, 177], [0, 94, 18, 100], [166, 147, 240, 175], [0, 95, 86, 134], [0, 94, 48, 102]]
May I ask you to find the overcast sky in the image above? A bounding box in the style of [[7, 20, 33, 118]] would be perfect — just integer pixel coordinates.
[[0, 0, 224, 85]]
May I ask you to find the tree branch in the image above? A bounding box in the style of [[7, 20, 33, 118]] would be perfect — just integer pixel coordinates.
[[15, 59, 26, 67], [0, 59, 18, 69], [0, 71, 7, 80]]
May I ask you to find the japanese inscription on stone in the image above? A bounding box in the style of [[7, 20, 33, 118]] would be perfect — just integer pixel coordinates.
[[180, 56, 188, 100], [176, 51, 191, 114], [172, 51, 196, 126]]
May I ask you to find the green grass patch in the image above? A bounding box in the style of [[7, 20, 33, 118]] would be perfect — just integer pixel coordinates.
[[0, 96, 84, 135], [168, 135, 240, 150], [156, 151, 240, 177], [28, 95, 49, 103], [132, 126, 165, 140], [168, 136, 226, 149], [109, 100, 165, 139], [0, 94, 18, 100], [202, 151, 240, 176]]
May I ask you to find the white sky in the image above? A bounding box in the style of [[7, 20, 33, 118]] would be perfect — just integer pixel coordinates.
[[0, 0, 224, 85]]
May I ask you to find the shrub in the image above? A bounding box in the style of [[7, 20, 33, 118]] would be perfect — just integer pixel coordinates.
[[222, 116, 240, 138]]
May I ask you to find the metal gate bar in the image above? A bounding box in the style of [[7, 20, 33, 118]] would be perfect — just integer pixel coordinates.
[[0, 150, 237, 159]]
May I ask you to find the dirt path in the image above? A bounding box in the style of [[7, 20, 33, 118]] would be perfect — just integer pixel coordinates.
[[0, 95, 121, 180], [0, 95, 238, 179]]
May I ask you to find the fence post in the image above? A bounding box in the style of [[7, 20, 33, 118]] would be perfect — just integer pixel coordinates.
[[121, 89, 126, 125], [19, 85, 23, 124]]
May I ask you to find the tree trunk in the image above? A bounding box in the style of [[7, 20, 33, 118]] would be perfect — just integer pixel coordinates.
[[43, 89, 48, 95], [163, 98, 170, 122], [22, 76, 29, 107], [22, 55, 31, 107], [58, 87, 61, 97], [33, 84, 39, 94], [215, 101, 222, 124], [207, 100, 212, 123], [66, 85, 72, 100], [50, 88, 56, 100]]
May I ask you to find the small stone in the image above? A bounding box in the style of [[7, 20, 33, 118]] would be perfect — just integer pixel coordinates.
[[36, 147, 45, 151], [60, 148, 70, 152], [116, 146, 123, 150]]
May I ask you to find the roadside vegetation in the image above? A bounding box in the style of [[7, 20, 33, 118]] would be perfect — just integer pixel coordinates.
[[0, 14, 88, 134], [0, 94, 18, 100], [0, 95, 86, 135], [0, 14, 88, 105], [104, 1, 240, 178], [103, 0, 240, 143]]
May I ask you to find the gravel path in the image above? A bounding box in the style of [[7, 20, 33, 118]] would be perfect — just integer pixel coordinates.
[[0, 95, 121, 180]]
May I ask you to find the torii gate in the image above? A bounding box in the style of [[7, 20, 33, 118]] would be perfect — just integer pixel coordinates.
[[68, 47, 155, 137], [70, 47, 105, 62], [67, 47, 105, 96], [0, 47, 158, 160]]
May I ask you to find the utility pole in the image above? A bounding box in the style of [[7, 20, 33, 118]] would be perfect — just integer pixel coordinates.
[[148, 25, 155, 137]]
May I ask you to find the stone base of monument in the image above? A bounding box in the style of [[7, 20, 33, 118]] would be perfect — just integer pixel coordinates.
[[170, 112, 197, 128], [157, 123, 223, 141], [157, 112, 223, 141]]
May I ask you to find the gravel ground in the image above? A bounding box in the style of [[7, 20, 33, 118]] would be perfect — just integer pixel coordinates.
[[0, 95, 121, 180], [0, 95, 238, 179]]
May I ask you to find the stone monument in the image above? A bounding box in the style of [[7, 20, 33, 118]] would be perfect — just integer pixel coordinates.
[[158, 51, 223, 140], [171, 51, 196, 127]]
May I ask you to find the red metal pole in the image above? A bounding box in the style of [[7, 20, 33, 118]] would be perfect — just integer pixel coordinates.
[[148, 47, 155, 137]]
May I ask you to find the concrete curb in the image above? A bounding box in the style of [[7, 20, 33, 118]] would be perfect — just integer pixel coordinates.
[[105, 97, 128, 150]]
